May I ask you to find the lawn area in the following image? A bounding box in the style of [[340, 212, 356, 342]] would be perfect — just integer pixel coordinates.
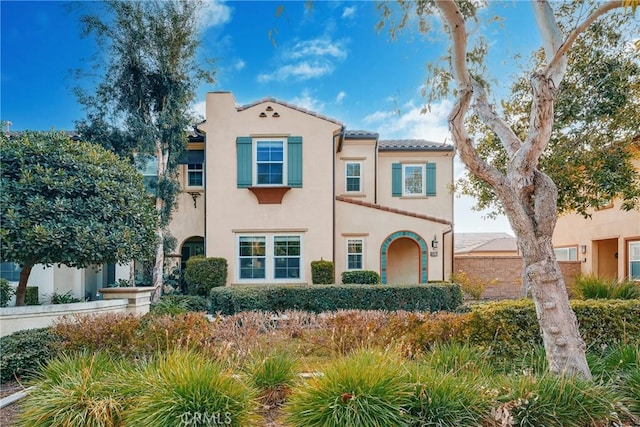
[[1, 298, 639, 426]]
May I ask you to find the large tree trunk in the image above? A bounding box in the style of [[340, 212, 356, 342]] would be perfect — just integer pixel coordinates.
[[15, 262, 33, 306], [151, 142, 169, 302]]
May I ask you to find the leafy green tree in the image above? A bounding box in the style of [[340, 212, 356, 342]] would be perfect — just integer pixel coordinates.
[[378, 0, 639, 379], [0, 131, 157, 306], [75, 0, 215, 300]]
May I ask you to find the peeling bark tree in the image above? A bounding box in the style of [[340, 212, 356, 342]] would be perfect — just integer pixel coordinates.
[[428, 0, 638, 378]]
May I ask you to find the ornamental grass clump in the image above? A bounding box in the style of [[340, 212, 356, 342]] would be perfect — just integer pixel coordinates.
[[574, 273, 640, 300], [122, 349, 258, 427], [421, 342, 494, 377], [246, 351, 298, 407], [495, 373, 621, 427], [406, 363, 494, 427], [17, 352, 128, 427], [285, 349, 414, 427]]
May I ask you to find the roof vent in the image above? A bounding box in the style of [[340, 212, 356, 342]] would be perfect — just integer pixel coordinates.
[[259, 112, 267, 118]]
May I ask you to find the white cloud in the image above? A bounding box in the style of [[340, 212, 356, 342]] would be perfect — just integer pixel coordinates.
[[258, 37, 348, 83], [197, 1, 232, 30], [290, 89, 325, 112], [335, 91, 346, 104], [342, 6, 356, 19], [190, 101, 206, 121], [234, 59, 245, 71]]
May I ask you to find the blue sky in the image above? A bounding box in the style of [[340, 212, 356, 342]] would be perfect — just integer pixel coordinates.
[[1, 0, 544, 234]]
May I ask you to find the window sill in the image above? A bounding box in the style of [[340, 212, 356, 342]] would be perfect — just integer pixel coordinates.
[[248, 186, 291, 204], [340, 192, 366, 198]]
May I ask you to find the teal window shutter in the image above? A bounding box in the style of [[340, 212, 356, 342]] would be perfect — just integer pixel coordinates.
[[392, 163, 402, 196], [287, 136, 303, 188], [426, 162, 436, 196], [236, 137, 252, 188]]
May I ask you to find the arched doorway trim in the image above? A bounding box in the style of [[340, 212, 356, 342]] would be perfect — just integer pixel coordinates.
[[380, 231, 428, 284]]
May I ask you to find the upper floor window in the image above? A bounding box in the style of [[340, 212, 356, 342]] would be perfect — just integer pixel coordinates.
[[256, 140, 284, 185], [629, 241, 640, 281], [392, 162, 436, 197], [554, 246, 578, 261], [403, 164, 426, 196], [345, 162, 362, 192], [347, 239, 363, 270], [236, 136, 302, 188], [187, 163, 204, 187]]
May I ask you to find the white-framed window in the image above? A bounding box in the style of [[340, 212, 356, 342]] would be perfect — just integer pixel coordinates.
[[402, 164, 426, 196], [347, 239, 364, 270], [237, 234, 302, 281], [187, 163, 204, 187], [554, 246, 578, 261], [255, 140, 285, 186], [629, 241, 640, 281], [345, 162, 362, 192]]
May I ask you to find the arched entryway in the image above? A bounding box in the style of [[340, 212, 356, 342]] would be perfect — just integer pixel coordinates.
[[380, 231, 428, 284], [181, 236, 205, 270]]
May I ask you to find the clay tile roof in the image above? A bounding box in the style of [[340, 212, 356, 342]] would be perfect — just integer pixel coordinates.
[[378, 139, 454, 152], [344, 130, 379, 139], [336, 195, 452, 225], [238, 97, 343, 126]]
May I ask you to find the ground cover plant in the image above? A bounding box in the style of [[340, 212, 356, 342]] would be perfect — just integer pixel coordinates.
[[7, 299, 640, 426]]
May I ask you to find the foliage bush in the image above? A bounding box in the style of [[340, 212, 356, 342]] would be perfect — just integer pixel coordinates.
[[450, 270, 498, 300], [341, 270, 381, 284], [310, 260, 334, 284], [465, 299, 640, 359], [0, 278, 14, 307], [573, 273, 640, 300], [210, 283, 462, 315], [0, 328, 60, 382], [285, 349, 414, 427], [50, 290, 82, 304], [184, 256, 227, 296], [18, 352, 128, 427], [25, 286, 39, 305]]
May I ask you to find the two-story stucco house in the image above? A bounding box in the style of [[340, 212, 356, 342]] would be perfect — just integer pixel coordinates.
[[167, 91, 454, 285], [552, 156, 640, 282]]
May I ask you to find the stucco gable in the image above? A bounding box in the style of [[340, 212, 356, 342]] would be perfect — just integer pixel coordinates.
[[237, 97, 343, 126]]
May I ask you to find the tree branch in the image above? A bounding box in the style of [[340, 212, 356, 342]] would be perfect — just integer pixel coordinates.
[[532, 0, 567, 87], [436, 0, 470, 86]]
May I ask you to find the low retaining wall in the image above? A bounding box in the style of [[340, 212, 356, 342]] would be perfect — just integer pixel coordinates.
[[0, 287, 154, 337]]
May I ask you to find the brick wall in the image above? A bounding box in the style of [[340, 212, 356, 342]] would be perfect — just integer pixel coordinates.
[[453, 256, 582, 300]]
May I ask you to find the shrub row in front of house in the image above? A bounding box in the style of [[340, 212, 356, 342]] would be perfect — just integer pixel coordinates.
[[465, 298, 640, 358], [209, 283, 463, 315]]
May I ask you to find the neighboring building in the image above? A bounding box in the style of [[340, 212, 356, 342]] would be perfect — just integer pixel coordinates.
[[167, 91, 455, 285], [552, 157, 640, 281], [454, 232, 518, 257]]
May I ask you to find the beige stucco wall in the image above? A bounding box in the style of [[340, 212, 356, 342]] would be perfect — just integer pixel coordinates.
[[553, 199, 640, 280], [377, 151, 454, 221], [335, 138, 377, 204], [200, 92, 342, 284], [335, 200, 451, 282]]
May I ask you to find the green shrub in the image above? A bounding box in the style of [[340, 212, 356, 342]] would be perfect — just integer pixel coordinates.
[[0, 328, 59, 382], [184, 256, 227, 296], [18, 352, 127, 427], [25, 286, 39, 305], [123, 350, 258, 426], [210, 283, 463, 315], [496, 373, 620, 427], [311, 260, 334, 284], [0, 278, 14, 307], [465, 299, 640, 359], [574, 273, 640, 300], [407, 364, 493, 427], [50, 290, 82, 304], [285, 349, 414, 427], [341, 270, 380, 284], [150, 294, 210, 315]]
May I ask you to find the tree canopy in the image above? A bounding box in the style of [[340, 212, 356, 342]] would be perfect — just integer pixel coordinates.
[[0, 131, 157, 305]]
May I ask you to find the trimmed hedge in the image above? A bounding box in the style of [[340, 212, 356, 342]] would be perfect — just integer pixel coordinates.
[[341, 270, 380, 284], [184, 256, 227, 296], [1, 328, 60, 382], [465, 299, 640, 358], [210, 283, 462, 315], [311, 260, 334, 284]]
